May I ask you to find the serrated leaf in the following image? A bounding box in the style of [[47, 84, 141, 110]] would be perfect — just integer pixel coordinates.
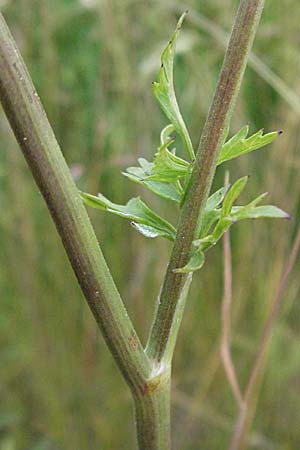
[[232, 205, 290, 220], [123, 170, 182, 203], [153, 12, 195, 160], [218, 125, 280, 166], [148, 139, 190, 183], [192, 180, 289, 261], [143, 181, 182, 203], [80, 192, 176, 240], [122, 153, 182, 203], [222, 176, 248, 217], [173, 250, 205, 273]]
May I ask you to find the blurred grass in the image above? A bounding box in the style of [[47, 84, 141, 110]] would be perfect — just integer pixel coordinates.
[[0, 0, 300, 449]]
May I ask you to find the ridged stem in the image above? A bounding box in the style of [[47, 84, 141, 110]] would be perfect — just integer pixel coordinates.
[[134, 366, 171, 450], [0, 12, 152, 394]]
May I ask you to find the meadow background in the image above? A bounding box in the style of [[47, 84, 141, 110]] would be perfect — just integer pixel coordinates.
[[0, 0, 300, 449]]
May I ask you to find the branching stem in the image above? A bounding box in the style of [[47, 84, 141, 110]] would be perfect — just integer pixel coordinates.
[[146, 0, 266, 365], [0, 3, 275, 449]]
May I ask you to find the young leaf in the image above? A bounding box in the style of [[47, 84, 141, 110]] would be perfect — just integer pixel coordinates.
[[232, 205, 290, 220], [124, 175, 182, 203], [198, 187, 227, 238], [222, 176, 248, 217], [217, 125, 280, 166], [131, 222, 175, 240], [80, 192, 176, 241], [230, 190, 290, 220], [122, 128, 186, 202], [148, 139, 190, 183], [153, 12, 195, 160], [199, 209, 221, 238], [210, 177, 253, 246], [124, 124, 190, 186], [205, 186, 228, 210], [209, 217, 236, 246], [173, 250, 205, 273], [123, 159, 182, 203], [160, 123, 176, 146], [245, 191, 269, 208], [142, 181, 182, 203]]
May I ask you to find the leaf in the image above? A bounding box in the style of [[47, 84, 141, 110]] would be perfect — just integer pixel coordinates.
[[217, 125, 280, 166], [230, 190, 290, 220], [199, 209, 221, 238], [137, 157, 154, 174], [198, 187, 227, 237], [80, 192, 176, 241], [149, 139, 190, 183], [245, 191, 269, 208], [210, 177, 253, 245], [123, 151, 182, 202], [173, 250, 205, 273], [177, 180, 289, 272], [222, 176, 248, 217], [153, 12, 195, 160], [131, 222, 175, 240], [160, 123, 176, 145], [205, 186, 228, 210], [123, 163, 182, 203], [232, 205, 290, 220], [197, 177, 248, 250], [192, 178, 290, 263], [193, 235, 215, 251], [142, 181, 182, 203], [123, 124, 190, 196]]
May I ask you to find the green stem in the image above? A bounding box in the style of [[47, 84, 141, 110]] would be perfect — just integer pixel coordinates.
[[146, 0, 265, 364], [134, 366, 171, 450], [0, 12, 152, 393]]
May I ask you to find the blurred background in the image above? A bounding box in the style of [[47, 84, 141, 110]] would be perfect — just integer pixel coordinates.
[[0, 0, 300, 449]]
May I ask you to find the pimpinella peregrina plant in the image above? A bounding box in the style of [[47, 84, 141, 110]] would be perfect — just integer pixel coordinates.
[[0, 2, 293, 448], [80, 12, 289, 274]]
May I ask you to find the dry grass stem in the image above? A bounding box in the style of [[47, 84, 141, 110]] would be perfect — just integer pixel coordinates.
[[221, 173, 244, 406], [227, 226, 300, 450]]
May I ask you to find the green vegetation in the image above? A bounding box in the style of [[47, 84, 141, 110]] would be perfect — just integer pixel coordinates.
[[0, 1, 299, 449]]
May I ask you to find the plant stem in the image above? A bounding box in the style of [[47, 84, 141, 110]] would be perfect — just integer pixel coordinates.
[[146, 0, 265, 365], [0, 12, 152, 393], [134, 366, 171, 450]]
